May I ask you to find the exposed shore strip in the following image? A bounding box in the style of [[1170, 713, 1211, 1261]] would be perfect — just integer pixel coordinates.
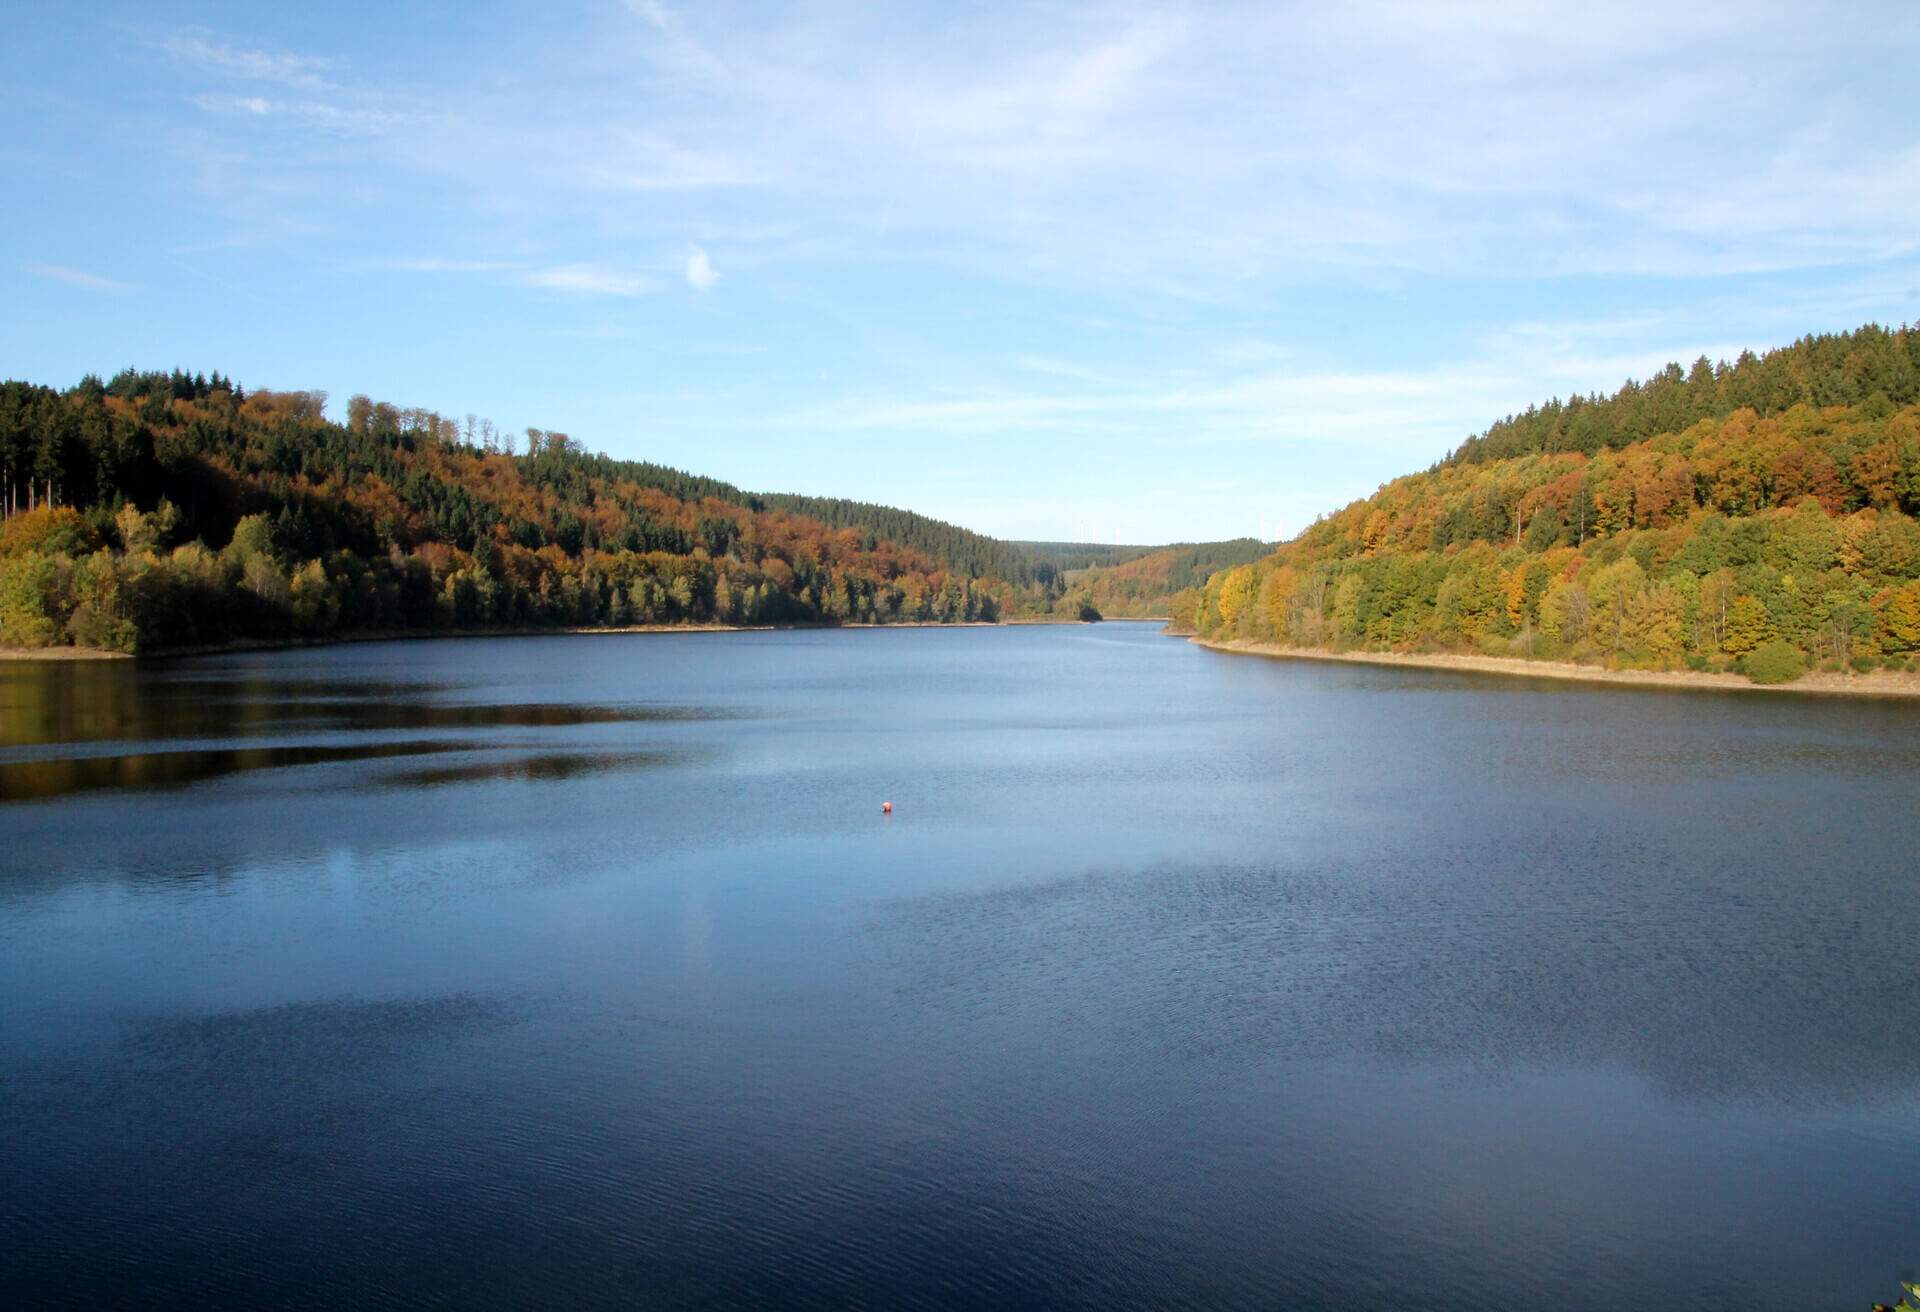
[[1189, 635, 1920, 699], [0, 617, 1110, 663]]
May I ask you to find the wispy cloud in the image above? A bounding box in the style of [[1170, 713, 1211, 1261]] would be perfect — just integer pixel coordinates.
[[584, 133, 759, 191], [623, 0, 731, 85], [775, 330, 1795, 461], [1013, 355, 1120, 385], [192, 93, 402, 135], [139, 6, 1920, 287], [158, 32, 335, 89], [24, 264, 133, 293], [522, 264, 659, 297]]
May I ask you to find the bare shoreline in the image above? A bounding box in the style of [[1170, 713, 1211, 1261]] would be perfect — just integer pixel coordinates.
[[1189, 635, 1920, 699]]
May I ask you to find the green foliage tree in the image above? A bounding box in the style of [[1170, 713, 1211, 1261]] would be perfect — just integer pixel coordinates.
[[0, 551, 67, 647], [1741, 638, 1807, 683]]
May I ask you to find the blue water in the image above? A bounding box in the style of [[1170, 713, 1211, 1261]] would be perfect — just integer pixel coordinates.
[[3, 623, 1917, 1309]]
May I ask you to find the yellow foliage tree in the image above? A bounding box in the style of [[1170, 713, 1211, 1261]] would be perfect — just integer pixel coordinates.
[[1722, 595, 1772, 655], [1260, 566, 1298, 638], [1214, 565, 1257, 632], [1878, 580, 1920, 652]]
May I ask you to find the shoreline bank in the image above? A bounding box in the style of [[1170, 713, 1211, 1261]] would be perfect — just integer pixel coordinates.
[[1189, 635, 1920, 699], [0, 616, 1112, 663]]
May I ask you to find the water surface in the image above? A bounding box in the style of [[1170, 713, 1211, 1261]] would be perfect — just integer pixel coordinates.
[[3, 625, 1917, 1309]]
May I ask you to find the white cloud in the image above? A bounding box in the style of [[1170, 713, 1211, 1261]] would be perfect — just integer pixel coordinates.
[[522, 264, 658, 297], [192, 92, 402, 135], [684, 247, 719, 291], [24, 264, 133, 293], [158, 33, 336, 89]]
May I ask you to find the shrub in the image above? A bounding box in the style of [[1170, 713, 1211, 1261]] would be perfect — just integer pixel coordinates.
[[1851, 653, 1881, 674], [1741, 639, 1807, 685]]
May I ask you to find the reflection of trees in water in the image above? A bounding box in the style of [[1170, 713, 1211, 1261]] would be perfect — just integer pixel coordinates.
[[381, 750, 685, 789], [0, 738, 476, 801], [0, 658, 746, 801], [0, 740, 696, 802], [867, 850, 1920, 1105], [1, 660, 744, 752]]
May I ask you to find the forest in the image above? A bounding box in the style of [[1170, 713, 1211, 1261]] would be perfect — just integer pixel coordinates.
[[0, 369, 1049, 653], [1178, 323, 1920, 684]]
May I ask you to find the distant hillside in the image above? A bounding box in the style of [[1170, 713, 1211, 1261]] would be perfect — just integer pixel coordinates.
[[1072, 539, 1269, 617], [0, 369, 1020, 653], [1180, 324, 1920, 684], [1011, 541, 1158, 572]]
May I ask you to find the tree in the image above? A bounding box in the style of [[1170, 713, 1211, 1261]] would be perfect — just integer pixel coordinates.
[[1539, 579, 1590, 645], [1697, 570, 1737, 653], [1587, 557, 1646, 652], [1214, 565, 1257, 633], [0, 551, 67, 646], [1722, 595, 1772, 656], [1879, 581, 1920, 652], [1623, 583, 1687, 665]]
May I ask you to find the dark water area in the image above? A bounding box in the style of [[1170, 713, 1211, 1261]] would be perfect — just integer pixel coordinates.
[[3, 624, 1918, 1309]]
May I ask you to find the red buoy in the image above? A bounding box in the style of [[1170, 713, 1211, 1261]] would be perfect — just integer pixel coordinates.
[[882, 801, 893, 815]]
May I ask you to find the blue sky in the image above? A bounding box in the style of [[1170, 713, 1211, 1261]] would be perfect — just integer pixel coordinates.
[[5, 2, 1918, 543]]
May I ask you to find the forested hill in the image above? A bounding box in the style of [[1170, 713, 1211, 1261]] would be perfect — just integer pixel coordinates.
[[1180, 323, 1920, 685], [1446, 323, 1918, 466], [0, 369, 1040, 653], [1071, 539, 1269, 617]]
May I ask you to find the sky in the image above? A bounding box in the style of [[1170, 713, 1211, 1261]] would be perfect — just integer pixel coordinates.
[[4, 2, 1919, 544]]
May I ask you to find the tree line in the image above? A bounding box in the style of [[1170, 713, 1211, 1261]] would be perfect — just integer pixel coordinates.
[[1446, 323, 1919, 466]]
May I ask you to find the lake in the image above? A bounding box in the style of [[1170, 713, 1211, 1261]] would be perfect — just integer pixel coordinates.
[[3, 622, 1917, 1310]]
